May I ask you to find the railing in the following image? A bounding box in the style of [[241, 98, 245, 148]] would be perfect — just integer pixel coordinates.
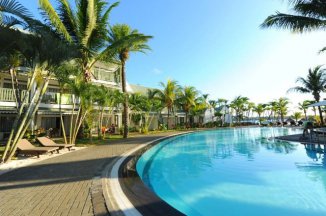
[[0, 88, 28, 102], [41, 92, 74, 105], [0, 88, 73, 104]]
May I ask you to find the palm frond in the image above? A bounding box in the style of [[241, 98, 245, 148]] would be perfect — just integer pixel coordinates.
[[57, 0, 77, 40], [39, 0, 72, 42], [261, 12, 326, 32], [287, 86, 310, 93], [294, 1, 326, 19], [82, 0, 97, 46]]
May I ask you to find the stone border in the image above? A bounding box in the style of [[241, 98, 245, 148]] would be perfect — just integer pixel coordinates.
[[102, 132, 192, 216]]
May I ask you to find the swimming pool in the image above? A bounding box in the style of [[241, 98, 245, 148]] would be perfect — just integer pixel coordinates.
[[136, 128, 326, 216]]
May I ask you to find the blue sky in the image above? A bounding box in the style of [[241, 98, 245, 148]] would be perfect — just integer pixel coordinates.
[[19, 0, 326, 111]]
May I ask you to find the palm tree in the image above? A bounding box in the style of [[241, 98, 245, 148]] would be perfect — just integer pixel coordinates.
[[156, 79, 180, 129], [0, 27, 76, 163], [94, 85, 115, 139], [230, 96, 249, 124], [262, 1, 326, 52], [275, 97, 290, 125], [292, 112, 302, 123], [108, 24, 152, 138], [298, 100, 312, 120], [253, 104, 265, 125], [39, 0, 121, 82], [178, 86, 198, 125], [288, 66, 326, 125]]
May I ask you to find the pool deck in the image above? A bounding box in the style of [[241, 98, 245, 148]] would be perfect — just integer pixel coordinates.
[[275, 133, 326, 146], [0, 132, 185, 216]]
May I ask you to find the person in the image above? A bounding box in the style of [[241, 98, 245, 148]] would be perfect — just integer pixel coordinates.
[[302, 121, 314, 139]]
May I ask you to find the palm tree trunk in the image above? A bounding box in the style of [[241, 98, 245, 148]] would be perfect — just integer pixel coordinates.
[[121, 60, 129, 138], [304, 109, 307, 121]]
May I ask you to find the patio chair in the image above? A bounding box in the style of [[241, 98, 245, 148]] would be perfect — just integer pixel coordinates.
[[37, 137, 74, 151], [16, 139, 59, 158]]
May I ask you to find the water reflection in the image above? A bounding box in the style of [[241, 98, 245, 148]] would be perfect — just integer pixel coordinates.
[[137, 127, 326, 216]]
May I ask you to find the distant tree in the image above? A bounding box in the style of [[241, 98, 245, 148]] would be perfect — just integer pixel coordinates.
[[178, 86, 198, 125], [230, 96, 249, 124], [157, 79, 181, 129], [298, 100, 313, 120], [275, 97, 290, 125], [253, 104, 265, 125], [292, 112, 302, 123]]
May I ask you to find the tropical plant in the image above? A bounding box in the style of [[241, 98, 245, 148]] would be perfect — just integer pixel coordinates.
[[253, 104, 265, 125], [0, 28, 76, 163], [292, 112, 302, 123], [298, 100, 313, 120], [107, 24, 152, 138], [94, 85, 116, 139], [230, 96, 249, 124], [275, 97, 290, 125], [156, 79, 180, 129], [178, 86, 198, 125], [39, 0, 120, 81], [287, 66, 326, 125], [262, 0, 326, 54]]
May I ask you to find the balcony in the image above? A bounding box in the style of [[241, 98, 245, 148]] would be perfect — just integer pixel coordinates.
[[0, 88, 28, 102], [0, 88, 73, 105]]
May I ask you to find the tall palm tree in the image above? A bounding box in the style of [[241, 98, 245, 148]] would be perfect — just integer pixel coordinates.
[[39, 0, 120, 81], [157, 79, 180, 130], [108, 24, 152, 138], [288, 66, 326, 125], [298, 100, 312, 120], [178, 86, 198, 125], [262, 0, 326, 53]]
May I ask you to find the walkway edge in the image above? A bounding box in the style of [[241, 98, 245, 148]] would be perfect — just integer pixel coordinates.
[[102, 132, 191, 216]]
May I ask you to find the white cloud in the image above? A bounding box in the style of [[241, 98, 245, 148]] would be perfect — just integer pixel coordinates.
[[153, 68, 163, 75]]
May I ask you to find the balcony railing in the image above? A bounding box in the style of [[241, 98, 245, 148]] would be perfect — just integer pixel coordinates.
[[0, 88, 28, 102], [0, 88, 73, 105], [41, 92, 74, 105]]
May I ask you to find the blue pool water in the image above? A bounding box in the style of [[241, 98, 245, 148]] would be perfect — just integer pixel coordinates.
[[136, 128, 326, 216]]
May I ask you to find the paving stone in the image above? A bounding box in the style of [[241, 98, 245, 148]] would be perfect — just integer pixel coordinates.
[[0, 133, 179, 216]]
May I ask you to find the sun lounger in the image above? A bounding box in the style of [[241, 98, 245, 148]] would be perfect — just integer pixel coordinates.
[[37, 137, 74, 151], [17, 139, 59, 158]]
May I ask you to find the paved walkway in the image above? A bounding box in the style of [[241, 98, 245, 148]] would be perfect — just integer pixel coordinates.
[[0, 132, 180, 216]]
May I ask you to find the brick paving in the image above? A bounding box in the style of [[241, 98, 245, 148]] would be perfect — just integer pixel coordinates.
[[0, 132, 180, 216]]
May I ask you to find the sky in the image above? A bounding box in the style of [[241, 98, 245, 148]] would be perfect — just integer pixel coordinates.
[[18, 0, 326, 112]]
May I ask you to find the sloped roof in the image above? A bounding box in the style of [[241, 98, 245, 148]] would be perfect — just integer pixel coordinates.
[[128, 84, 154, 96]]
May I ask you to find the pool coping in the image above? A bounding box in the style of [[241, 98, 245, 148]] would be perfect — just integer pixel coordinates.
[[102, 132, 192, 216]]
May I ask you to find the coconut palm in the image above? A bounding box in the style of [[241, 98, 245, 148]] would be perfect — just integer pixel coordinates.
[[298, 100, 312, 120], [39, 0, 120, 81], [156, 79, 180, 129], [292, 112, 303, 123], [253, 104, 265, 125], [288, 66, 326, 125], [275, 97, 290, 125], [108, 24, 152, 138], [178, 86, 198, 125], [262, 0, 326, 53], [230, 96, 249, 124]]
